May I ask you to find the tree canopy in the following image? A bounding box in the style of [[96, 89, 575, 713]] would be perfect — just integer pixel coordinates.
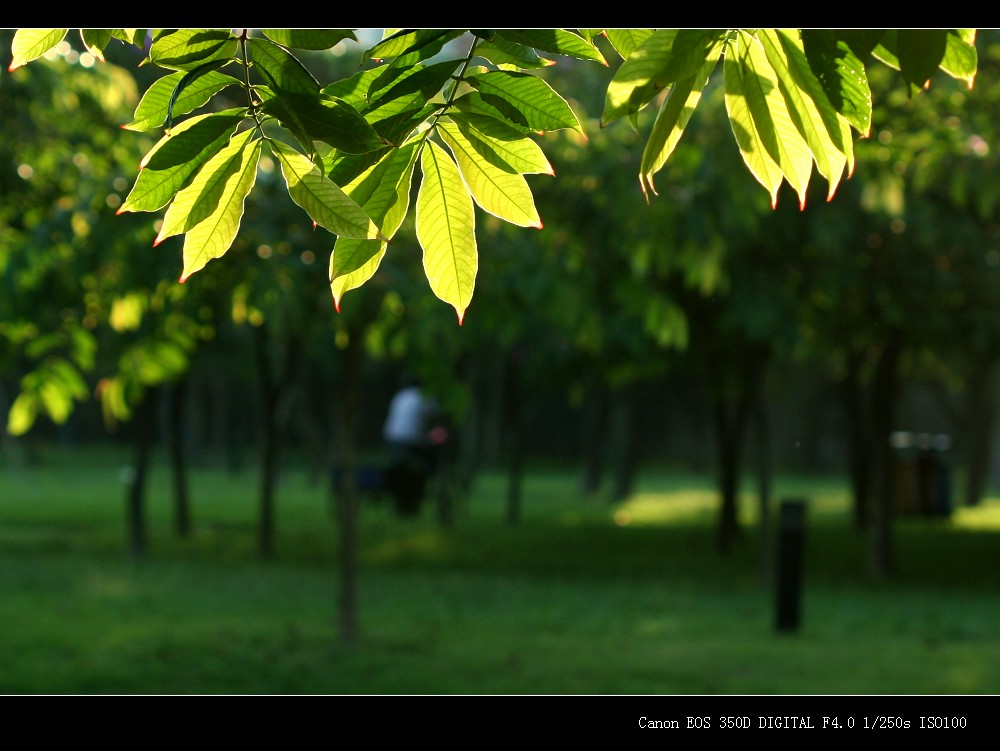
[[7, 28, 979, 325]]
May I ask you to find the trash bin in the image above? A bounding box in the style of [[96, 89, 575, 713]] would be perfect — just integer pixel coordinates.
[[889, 431, 952, 518]]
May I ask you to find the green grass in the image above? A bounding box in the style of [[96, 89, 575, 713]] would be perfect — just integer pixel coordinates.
[[1, 444, 999, 694]]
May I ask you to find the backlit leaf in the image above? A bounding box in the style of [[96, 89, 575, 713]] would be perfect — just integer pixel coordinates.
[[258, 87, 386, 154], [150, 29, 238, 72], [269, 139, 384, 242], [763, 29, 852, 200], [475, 36, 554, 69], [178, 135, 261, 281], [604, 29, 654, 61], [331, 143, 421, 308], [121, 109, 245, 213], [494, 29, 607, 65], [737, 30, 814, 208], [939, 29, 978, 87], [9, 28, 67, 70], [465, 70, 582, 133], [448, 112, 554, 175], [802, 29, 873, 136], [156, 128, 258, 244], [438, 120, 542, 228], [724, 36, 783, 208], [260, 29, 357, 50], [640, 41, 721, 197], [417, 141, 478, 323], [80, 29, 112, 62], [124, 70, 241, 131], [248, 37, 320, 96], [602, 30, 678, 127]]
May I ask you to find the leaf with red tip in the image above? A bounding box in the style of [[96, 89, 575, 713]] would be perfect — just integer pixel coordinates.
[[416, 142, 478, 324]]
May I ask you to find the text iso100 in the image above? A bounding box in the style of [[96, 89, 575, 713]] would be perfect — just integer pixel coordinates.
[[920, 717, 968, 729]]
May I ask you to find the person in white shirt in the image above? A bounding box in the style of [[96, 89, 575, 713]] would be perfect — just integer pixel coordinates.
[[383, 374, 439, 516]]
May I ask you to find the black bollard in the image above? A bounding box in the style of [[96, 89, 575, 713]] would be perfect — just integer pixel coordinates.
[[774, 498, 807, 633]]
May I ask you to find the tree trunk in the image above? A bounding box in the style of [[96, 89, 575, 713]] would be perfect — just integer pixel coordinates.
[[166, 377, 192, 537], [753, 370, 773, 588], [579, 383, 609, 496], [253, 324, 302, 560], [713, 392, 751, 555], [842, 350, 872, 529], [125, 388, 157, 560], [504, 349, 525, 526], [962, 357, 996, 507], [868, 331, 904, 580], [610, 382, 639, 503], [335, 321, 364, 647]]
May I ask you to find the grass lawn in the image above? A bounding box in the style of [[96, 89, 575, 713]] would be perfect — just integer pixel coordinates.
[[1, 444, 999, 696]]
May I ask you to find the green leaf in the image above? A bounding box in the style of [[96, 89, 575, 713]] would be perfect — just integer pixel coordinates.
[[80, 29, 113, 62], [494, 29, 607, 65], [121, 109, 246, 213], [475, 36, 555, 69], [155, 128, 257, 245], [362, 60, 457, 142], [9, 29, 67, 70], [417, 141, 478, 324], [177, 134, 262, 282], [736, 30, 815, 208], [451, 92, 541, 135], [896, 29, 949, 89], [448, 112, 554, 175], [331, 143, 421, 308], [602, 30, 679, 127], [640, 42, 721, 197], [149, 29, 238, 72], [321, 67, 381, 110], [939, 30, 978, 87], [724, 35, 784, 208], [125, 71, 240, 132], [465, 70, 582, 133], [764, 29, 853, 200], [438, 120, 542, 228], [603, 30, 727, 129], [248, 37, 320, 96], [801, 29, 873, 136], [8, 359, 88, 435], [258, 87, 386, 154], [7, 392, 37, 436], [269, 139, 385, 243], [111, 29, 143, 46], [366, 101, 439, 148], [604, 29, 654, 61], [325, 147, 394, 188], [165, 61, 233, 128], [260, 29, 357, 50], [366, 60, 458, 111], [835, 29, 887, 62], [365, 29, 465, 63]]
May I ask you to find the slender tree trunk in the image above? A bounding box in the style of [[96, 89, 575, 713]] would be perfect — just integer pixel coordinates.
[[336, 321, 364, 647], [579, 383, 609, 497], [125, 388, 158, 560], [843, 350, 872, 529], [753, 370, 773, 588], [713, 393, 751, 555], [610, 382, 639, 503], [166, 377, 192, 537], [253, 324, 302, 560], [504, 348, 525, 525], [963, 357, 996, 507], [868, 331, 904, 580]]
